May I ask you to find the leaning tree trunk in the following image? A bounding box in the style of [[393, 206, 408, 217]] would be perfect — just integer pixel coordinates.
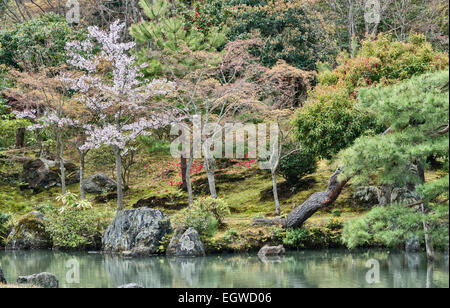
[[113, 146, 123, 211], [254, 169, 349, 228]]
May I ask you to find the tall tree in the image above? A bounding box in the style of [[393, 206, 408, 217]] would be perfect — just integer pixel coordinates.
[[63, 20, 174, 210], [338, 70, 449, 260]]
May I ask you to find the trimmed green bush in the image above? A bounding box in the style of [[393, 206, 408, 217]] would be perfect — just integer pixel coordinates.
[[279, 148, 317, 184]]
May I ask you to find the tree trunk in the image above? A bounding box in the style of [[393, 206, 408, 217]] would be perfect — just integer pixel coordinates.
[[79, 150, 86, 200], [15, 127, 25, 148], [205, 157, 217, 199], [186, 146, 194, 206], [179, 130, 188, 192], [181, 157, 188, 192], [422, 203, 435, 261], [57, 132, 66, 195], [113, 146, 123, 211], [272, 170, 281, 215], [417, 162, 435, 261], [254, 169, 349, 228]]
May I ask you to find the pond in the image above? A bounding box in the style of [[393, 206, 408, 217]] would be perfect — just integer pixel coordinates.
[[0, 249, 448, 288]]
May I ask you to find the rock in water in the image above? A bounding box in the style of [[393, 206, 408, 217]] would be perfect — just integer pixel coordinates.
[[21, 159, 79, 191], [102, 208, 172, 257], [6, 211, 51, 250], [82, 174, 117, 194], [17, 272, 59, 288], [258, 245, 286, 257], [0, 266, 6, 284], [169, 228, 205, 257], [406, 235, 421, 253], [117, 283, 144, 288]]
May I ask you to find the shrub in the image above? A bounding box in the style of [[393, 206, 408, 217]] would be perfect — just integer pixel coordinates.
[[282, 228, 310, 248], [283, 226, 343, 249], [47, 208, 112, 250], [294, 85, 381, 159], [0, 13, 85, 69], [55, 192, 93, 213], [279, 148, 317, 184], [174, 196, 230, 237], [194, 196, 230, 225]]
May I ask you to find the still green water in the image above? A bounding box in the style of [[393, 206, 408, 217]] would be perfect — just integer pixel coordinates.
[[0, 249, 448, 288]]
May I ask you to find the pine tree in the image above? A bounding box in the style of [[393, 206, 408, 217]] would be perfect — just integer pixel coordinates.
[[338, 70, 449, 260], [130, 0, 226, 78]]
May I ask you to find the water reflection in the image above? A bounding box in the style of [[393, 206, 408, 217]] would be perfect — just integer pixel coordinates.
[[0, 249, 448, 288]]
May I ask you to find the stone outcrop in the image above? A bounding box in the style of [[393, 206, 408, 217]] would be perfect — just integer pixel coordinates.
[[166, 228, 184, 256], [257, 245, 286, 257], [17, 272, 59, 288], [82, 174, 117, 194], [6, 211, 51, 250], [21, 159, 79, 191], [102, 208, 172, 257], [167, 228, 205, 257], [353, 186, 380, 208]]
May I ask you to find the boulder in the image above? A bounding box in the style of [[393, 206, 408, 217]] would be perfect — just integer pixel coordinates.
[[166, 228, 184, 256], [17, 272, 59, 288], [117, 283, 144, 288], [102, 208, 172, 257], [0, 266, 6, 284], [168, 228, 205, 257], [353, 186, 380, 208], [406, 235, 421, 253], [6, 211, 51, 250], [258, 245, 286, 257], [391, 188, 421, 205], [21, 159, 79, 191], [82, 174, 117, 195]]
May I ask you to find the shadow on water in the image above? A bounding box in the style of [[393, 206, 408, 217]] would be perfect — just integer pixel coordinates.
[[0, 249, 448, 288]]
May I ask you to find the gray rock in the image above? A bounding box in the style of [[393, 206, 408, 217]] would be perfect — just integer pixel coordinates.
[[117, 283, 144, 288], [0, 266, 6, 284], [21, 159, 79, 191], [406, 235, 421, 253], [6, 211, 51, 250], [391, 188, 421, 205], [17, 272, 59, 288], [257, 245, 286, 257], [166, 228, 184, 256], [353, 186, 380, 208], [102, 208, 172, 257], [82, 174, 117, 194], [170, 228, 205, 257]]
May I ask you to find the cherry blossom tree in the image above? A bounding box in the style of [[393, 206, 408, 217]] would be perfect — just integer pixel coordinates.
[[62, 20, 174, 210]]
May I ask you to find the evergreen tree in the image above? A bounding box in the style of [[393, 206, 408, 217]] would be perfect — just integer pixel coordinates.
[[338, 70, 449, 259], [130, 0, 227, 78]]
